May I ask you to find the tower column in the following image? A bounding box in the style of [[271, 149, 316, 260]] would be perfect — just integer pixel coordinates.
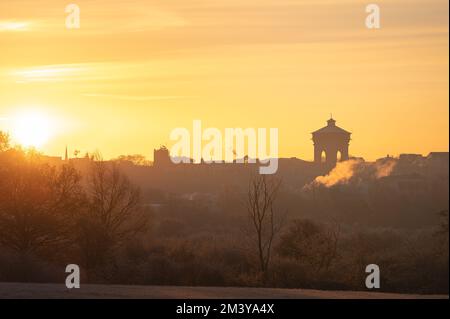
[[314, 146, 323, 163], [339, 146, 349, 161]]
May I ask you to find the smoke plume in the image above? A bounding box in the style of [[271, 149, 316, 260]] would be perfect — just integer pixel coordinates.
[[308, 158, 397, 189]]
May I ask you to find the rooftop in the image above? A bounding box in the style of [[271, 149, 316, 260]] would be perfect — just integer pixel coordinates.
[[312, 118, 351, 135]]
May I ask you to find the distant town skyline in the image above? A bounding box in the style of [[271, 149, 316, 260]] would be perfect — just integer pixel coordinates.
[[0, 114, 448, 162]]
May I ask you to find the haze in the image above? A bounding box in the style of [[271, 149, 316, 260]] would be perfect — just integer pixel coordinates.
[[0, 0, 448, 161]]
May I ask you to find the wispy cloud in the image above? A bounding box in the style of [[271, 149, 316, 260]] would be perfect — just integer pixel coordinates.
[[0, 20, 31, 32], [0, 1, 187, 34], [81, 93, 195, 101], [3, 62, 190, 85], [10, 64, 88, 82]]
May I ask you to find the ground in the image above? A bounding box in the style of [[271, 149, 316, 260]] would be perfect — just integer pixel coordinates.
[[0, 283, 447, 299]]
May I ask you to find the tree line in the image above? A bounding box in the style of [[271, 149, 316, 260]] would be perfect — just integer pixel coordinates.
[[0, 132, 148, 281]]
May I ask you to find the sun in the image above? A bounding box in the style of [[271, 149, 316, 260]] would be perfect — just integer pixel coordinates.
[[12, 111, 53, 148]]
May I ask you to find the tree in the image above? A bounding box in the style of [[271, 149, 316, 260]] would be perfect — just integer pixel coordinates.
[[278, 219, 340, 273], [76, 158, 148, 274], [246, 175, 283, 283], [0, 149, 84, 255], [0, 131, 10, 152], [114, 154, 151, 166], [435, 210, 449, 256]]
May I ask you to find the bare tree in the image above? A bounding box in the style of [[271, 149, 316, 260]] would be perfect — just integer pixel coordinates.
[[246, 175, 283, 283], [321, 220, 341, 271], [0, 152, 83, 255], [77, 158, 148, 274]]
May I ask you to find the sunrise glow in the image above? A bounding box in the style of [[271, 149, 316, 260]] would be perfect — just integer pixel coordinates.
[[11, 111, 53, 148]]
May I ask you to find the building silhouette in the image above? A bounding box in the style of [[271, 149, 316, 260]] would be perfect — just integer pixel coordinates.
[[154, 146, 172, 167], [312, 117, 351, 166]]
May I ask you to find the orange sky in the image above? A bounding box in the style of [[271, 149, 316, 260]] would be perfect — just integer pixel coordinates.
[[0, 0, 448, 161]]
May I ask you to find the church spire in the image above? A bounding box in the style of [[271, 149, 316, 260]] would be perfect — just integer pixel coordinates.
[[65, 146, 68, 161]]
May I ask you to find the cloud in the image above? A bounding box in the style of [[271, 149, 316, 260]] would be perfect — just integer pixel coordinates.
[[5, 62, 146, 83], [81, 93, 195, 101], [0, 20, 31, 32], [9, 64, 88, 82], [0, 1, 187, 34]]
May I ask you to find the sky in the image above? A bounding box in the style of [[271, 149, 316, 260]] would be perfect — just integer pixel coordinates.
[[0, 0, 448, 161]]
